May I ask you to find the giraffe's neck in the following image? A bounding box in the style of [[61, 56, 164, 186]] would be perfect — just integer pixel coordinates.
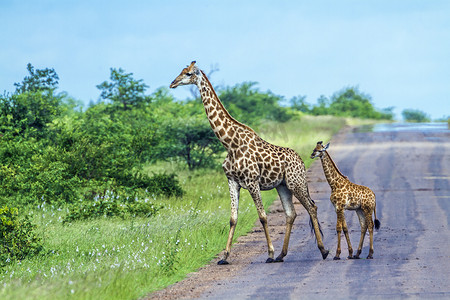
[[196, 71, 254, 150], [320, 151, 347, 189]]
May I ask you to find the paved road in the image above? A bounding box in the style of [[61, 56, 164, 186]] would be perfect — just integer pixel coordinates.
[[197, 123, 450, 299]]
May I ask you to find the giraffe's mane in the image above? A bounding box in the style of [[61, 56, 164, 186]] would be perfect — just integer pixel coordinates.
[[200, 70, 255, 133], [324, 151, 347, 179]]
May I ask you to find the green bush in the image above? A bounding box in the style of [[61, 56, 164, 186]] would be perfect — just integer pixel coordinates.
[[63, 191, 163, 223], [0, 205, 43, 267], [0, 137, 82, 205], [158, 116, 223, 170], [145, 173, 184, 197], [402, 109, 430, 122], [219, 82, 292, 125], [298, 87, 394, 120]]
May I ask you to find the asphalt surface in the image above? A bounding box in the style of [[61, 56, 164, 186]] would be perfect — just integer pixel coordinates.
[[194, 123, 450, 299]]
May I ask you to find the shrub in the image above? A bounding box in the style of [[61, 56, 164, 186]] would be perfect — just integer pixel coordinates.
[[301, 87, 394, 120], [219, 82, 292, 125], [0, 205, 43, 267], [63, 191, 163, 223], [402, 109, 430, 123], [158, 117, 223, 170], [131, 172, 184, 198]]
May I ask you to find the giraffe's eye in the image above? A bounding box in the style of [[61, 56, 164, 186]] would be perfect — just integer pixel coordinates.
[[186, 72, 192, 76]]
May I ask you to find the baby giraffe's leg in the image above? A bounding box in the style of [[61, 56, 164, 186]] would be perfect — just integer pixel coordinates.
[[364, 208, 375, 259], [334, 208, 345, 260], [354, 209, 367, 259], [342, 216, 354, 259]]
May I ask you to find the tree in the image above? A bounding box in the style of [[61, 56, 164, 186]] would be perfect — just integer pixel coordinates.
[[159, 116, 223, 170], [0, 92, 62, 137], [1, 64, 62, 138], [219, 82, 292, 125], [308, 87, 393, 120], [402, 109, 430, 122], [328, 87, 375, 118], [97, 68, 149, 110], [310, 95, 330, 116], [14, 63, 59, 94], [290, 95, 311, 113]]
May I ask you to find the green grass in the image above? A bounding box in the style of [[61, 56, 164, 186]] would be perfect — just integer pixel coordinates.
[[0, 115, 374, 299]]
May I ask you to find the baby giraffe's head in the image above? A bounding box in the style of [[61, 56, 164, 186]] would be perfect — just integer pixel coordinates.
[[310, 141, 330, 159]]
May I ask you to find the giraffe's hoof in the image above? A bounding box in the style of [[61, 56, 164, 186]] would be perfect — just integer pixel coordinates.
[[333, 256, 340, 260], [217, 259, 229, 265], [266, 257, 275, 263], [322, 250, 329, 260], [353, 255, 361, 259], [366, 255, 373, 259], [348, 255, 354, 259], [274, 257, 284, 263]]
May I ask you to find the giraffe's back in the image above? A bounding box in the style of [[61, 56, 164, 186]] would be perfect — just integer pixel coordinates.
[[222, 133, 306, 191], [331, 180, 375, 210]]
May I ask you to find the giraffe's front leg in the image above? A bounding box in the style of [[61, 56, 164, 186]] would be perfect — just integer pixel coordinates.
[[342, 217, 354, 259], [218, 179, 240, 265], [334, 208, 345, 260]]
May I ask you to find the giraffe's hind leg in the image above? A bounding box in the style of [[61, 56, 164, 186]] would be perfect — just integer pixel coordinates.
[[274, 185, 296, 262], [247, 182, 275, 263], [290, 183, 329, 260], [364, 208, 375, 259], [354, 209, 367, 259]]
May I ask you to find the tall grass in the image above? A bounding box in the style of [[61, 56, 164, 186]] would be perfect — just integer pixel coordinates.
[[0, 115, 367, 299]]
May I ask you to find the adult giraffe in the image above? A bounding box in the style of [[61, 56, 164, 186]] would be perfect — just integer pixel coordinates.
[[170, 61, 329, 264]]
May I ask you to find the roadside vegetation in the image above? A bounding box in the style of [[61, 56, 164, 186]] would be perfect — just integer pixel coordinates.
[[1, 64, 394, 299]]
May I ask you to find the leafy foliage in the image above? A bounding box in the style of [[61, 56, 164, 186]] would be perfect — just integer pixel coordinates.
[[293, 87, 394, 120], [219, 82, 292, 125], [14, 63, 59, 94], [96, 68, 150, 110], [0, 91, 63, 139], [0, 205, 43, 267], [290, 95, 311, 113], [63, 191, 163, 224], [160, 116, 223, 170], [402, 109, 430, 122], [0, 64, 184, 206]]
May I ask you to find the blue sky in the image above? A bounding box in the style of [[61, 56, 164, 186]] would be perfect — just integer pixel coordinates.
[[1, 0, 449, 120]]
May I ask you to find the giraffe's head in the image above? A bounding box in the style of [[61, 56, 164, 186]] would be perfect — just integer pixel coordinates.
[[170, 61, 201, 88], [310, 141, 330, 159]]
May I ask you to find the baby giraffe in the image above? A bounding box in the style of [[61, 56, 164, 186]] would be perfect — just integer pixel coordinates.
[[311, 141, 380, 259]]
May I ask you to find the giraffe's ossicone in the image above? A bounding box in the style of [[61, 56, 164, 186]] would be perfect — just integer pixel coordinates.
[[170, 61, 329, 264], [311, 141, 381, 259]]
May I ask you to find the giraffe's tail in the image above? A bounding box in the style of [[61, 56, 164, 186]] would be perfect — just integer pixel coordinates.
[[374, 198, 381, 230]]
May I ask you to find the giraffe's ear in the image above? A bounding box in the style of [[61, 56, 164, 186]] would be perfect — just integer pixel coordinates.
[[324, 142, 330, 150], [188, 61, 196, 70], [317, 141, 323, 145]]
